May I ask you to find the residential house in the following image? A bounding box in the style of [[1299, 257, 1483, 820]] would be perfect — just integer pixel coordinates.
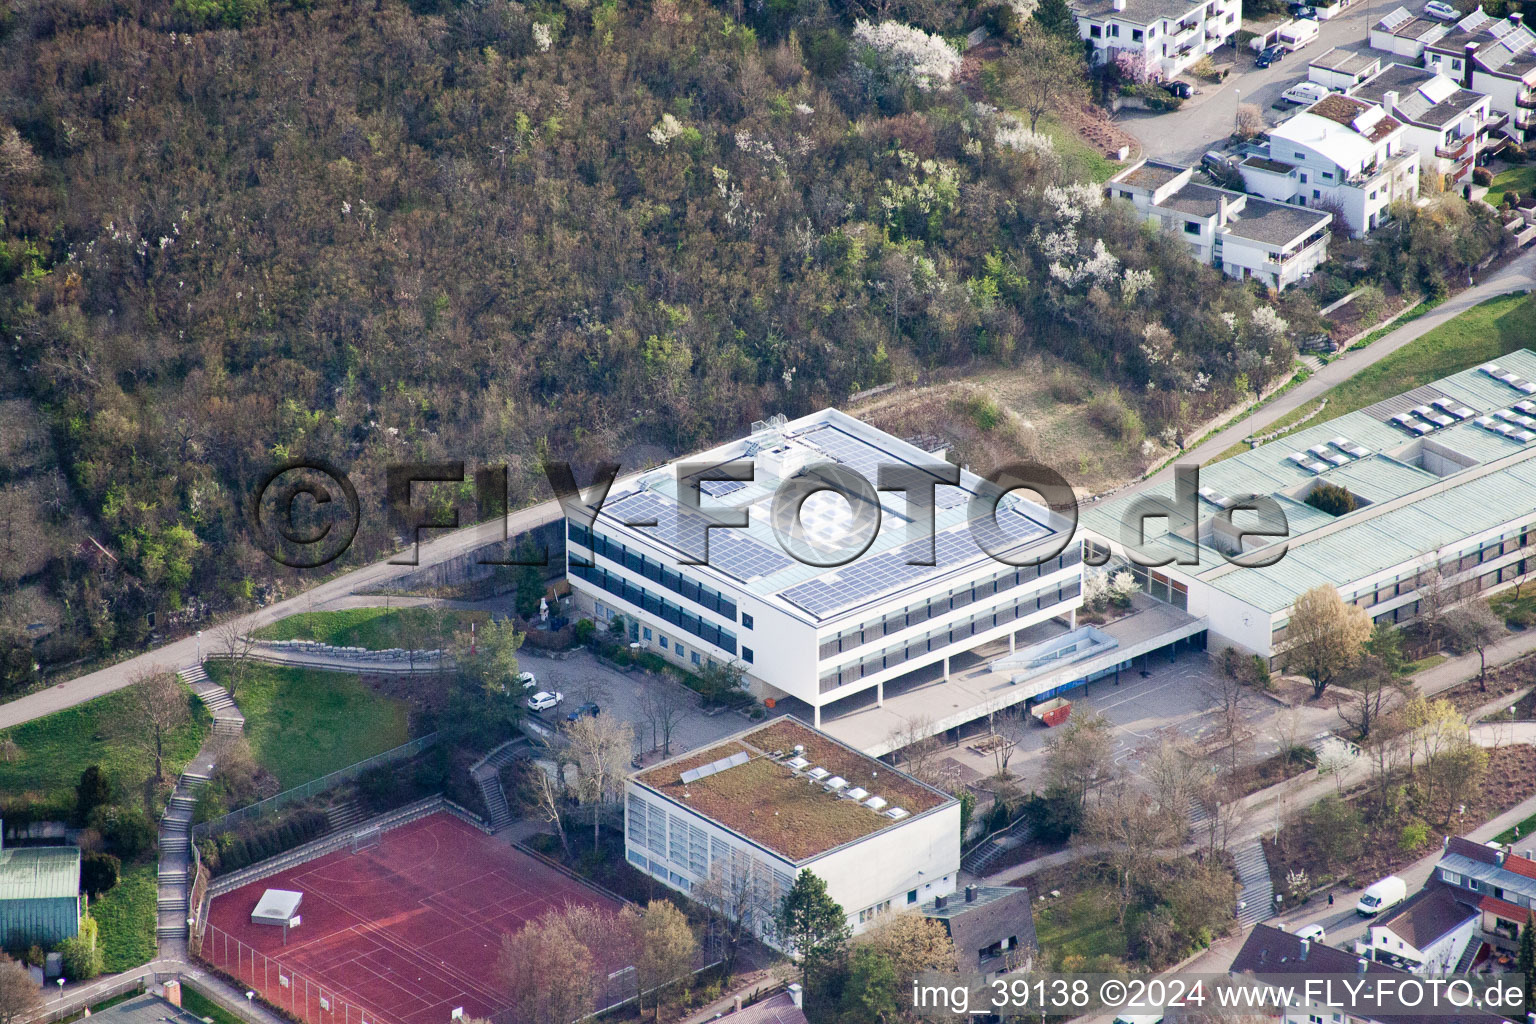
[[713, 987, 809, 1024], [1107, 159, 1332, 289], [1423, 8, 1536, 143], [1228, 925, 1516, 1024], [1349, 63, 1495, 187], [1432, 836, 1536, 945], [1308, 47, 1383, 93], [917, 885, 1037, 972], [1371, 6, 1451, 60], [1071, 0, 1241, 80], [624, 718, 961, 947], [1238, 92, 1421, 236], [1366, 883, 1481, 972]]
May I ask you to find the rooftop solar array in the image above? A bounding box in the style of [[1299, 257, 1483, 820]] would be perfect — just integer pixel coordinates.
[[679, 749, 752, 785], [778, 505, 1051, 618], [699, 478, 748, 498], [602, 490, 794, 582], [1378, 5, 1412, 31]]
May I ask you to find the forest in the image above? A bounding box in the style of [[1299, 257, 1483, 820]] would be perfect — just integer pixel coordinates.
[[0, 0, 1299, 676]]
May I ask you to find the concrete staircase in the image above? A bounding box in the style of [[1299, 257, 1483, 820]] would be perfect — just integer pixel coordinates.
[[182, 662, 244, 736], [326, 800, 367, 833], [157, 662, 247, 954], [1233, 838, 1277, 928], [471, 741, 525, 832]]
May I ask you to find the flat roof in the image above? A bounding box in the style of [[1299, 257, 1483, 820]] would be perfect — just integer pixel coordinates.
[[585, 408, 1067, 624], [1310, 47, 1380, 75], [1071, 0, 1204, 25], [1157, 182, 1228, 218], [251, 888, 303, 922], [84, 994, 212, 1024], [1222, 196, 1330, 246], [632, 718, 953, 862], [1083, 347, 1536, 613], [0, 846, 79, 900], [1110, 159, 1188, 192], [1353, 64, 1486, 128]]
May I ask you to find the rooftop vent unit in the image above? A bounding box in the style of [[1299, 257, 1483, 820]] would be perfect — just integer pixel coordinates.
[[1433, 398, 1476, 420], [864, 795, 889, 812], [884, 807, 910, 820], [806, 766, 830, 782], [1329, 436, 1372, 459], [1411, 405, 1455, 428], [1198, 486, 1239, 509], [1497, 409, 1536, 430], [1308, 444, 1351, 467], [1388, 413, 1433, 436], [1516, 401, 1536, 415], [1473, 416, 1536, 443], [784, 755, 810, 771], [824, 776, 849, 793], [1288, 452, 1330, 474], [841, 785, 867, 800]]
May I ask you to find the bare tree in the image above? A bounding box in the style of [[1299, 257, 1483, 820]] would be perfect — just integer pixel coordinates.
[[693, 855, 768, 982], [1002, 30, 1089, 133], [637, 678, 690, 757], [1444, 602, 1503, 690], [1043, 710, 1117, 809], [117, 666, 190, 787], [886, 715, 952, 789], [989, 705, 1029, 778], [1337, 660, 1410, 741], [212, 620, 256, 700], [518, 758, 571, 858], [1415, 560, 1453, 649], [0, 954, 41, 1024], [566, 714, 635, 845], [1081, 780, 1181, 923], [1201, 670, 1255, 775], [1143, 733, 1210, 838], [1235, 103, 1265, 139]]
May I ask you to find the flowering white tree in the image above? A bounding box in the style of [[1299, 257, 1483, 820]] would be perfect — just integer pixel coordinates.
[[995, 119, 1056, 159], [852, 20, 963, 93], [648, 114, 684, 147], [1107, 570, 1140, 607], [1250, 305, 1289, 341]]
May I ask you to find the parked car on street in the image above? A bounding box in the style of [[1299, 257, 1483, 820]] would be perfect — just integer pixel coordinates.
[[1256, 45, 1286, 68], [1295, 923, 1327, 943], [1424, 1, 1459, 19], [516, 671, 538, 690], [1290, 3, 1319, 18], [527, 690, 564, 712], [1356, 876, 1408, 916], [1161, 79, 1192, 99], [564, 701, 601, 723]]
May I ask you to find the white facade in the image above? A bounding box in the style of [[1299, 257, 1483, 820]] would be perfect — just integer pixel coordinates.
[[1368, 909, 1479, 972], [1348, 65, 1493, 188], [566, 409, 1083, 728], [1072, 0, 1241, 79], [1107, 160, 1331, 290], [1371, 6, 1450, 60], [624, 724, 961, 946], [1308, 48, 1382, 93], [1239, 96, 1421, 236], [1423, 8, 1536, 143]]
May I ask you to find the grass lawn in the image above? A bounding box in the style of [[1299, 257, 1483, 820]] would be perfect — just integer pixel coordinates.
[[1495, 809, 1536, 845], [1405, 653, 1449, 676], [1030, 886, 1128, 965], [93, 863, 158, 972], [181, 985, 248, 1024], [1038, 114, 1120, 184], [0, 686, 209, 806], [251, 606, 486, 649], [1484, 163, 1536, 209], [205, 663, 410, 788], [1210, 291, 1536, 461]]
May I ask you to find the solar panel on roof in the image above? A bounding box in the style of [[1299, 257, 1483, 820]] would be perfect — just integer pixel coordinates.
[[680, 767, 703, 784], [699, 479, 747, 498], [602, 490, 794, 582], [725, 751, 750, 769]]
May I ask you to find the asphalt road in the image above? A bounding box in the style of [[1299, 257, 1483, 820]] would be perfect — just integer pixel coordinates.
[[0, 500, 564, 730], [1119, 1, 1404, 165]]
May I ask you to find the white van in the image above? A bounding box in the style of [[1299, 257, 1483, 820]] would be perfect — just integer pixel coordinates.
[[1283, 82, 1331, 105], [1356, 876, 1408, 917], [1278, 19, 1320, 51]]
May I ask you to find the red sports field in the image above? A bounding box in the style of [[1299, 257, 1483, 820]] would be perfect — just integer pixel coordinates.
[[202, 813, 625, 1024]]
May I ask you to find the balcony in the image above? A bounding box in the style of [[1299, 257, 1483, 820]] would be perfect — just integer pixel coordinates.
[[1267, 232, 1331, 270], [1436, 137, 1471, 161], [1516, 94, 1536, 110]]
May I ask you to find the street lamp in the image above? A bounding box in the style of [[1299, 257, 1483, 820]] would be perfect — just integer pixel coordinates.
[[246, 991, 255, 1010], [56, 978, 66, 1001], [196, 630, 202, 663]]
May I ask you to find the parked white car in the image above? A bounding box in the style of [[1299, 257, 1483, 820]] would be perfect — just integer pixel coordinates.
[[527, 690, 564, 712], [1283, 82, 1332, 106], [1295, 923, 1327, 943], [1424, 1, 1459, 19], [516, 671, 538, 690]]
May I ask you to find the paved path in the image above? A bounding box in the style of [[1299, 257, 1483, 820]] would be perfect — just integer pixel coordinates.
[[1130, 246, 1536, 493], [0, 502, 561, 729], [24, 958, 289, 1024]]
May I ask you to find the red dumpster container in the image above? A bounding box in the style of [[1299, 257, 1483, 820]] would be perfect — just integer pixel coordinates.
[[1030, 697, 1072, 728]]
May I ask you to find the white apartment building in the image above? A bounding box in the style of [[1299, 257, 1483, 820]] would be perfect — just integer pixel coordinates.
[[1238, 92, 1421, 236], [1081, 351, 1536, 664], [565, 409, 1083, 728], [1348, 63, 1495, 187], [1071, 0, 1241, 79], [624, 718, 961, 945], [1423, 7, 1536, 143], [1107, 159, 1332, 290]]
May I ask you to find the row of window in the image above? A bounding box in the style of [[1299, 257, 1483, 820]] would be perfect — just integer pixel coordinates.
[[857, 899, 893, 925], [817, 549, 1082, 660], [1441, 868, 1535, 910], [572, 561, 738, 655], [626, 794, 795, 912], [818, 579, 1083, 693], [568, 522, 739, 623], [1126, 563, 1190, 612]]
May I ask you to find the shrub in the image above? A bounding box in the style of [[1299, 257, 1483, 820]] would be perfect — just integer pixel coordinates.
[[80, 852, 120, 898], [74, 766, 113, 826], [57, 916, 102, 981], [1399, 822, 1431, 852], [573, 618, 596, 645], [1305, 482, 1357, 517], [1221, 646, 1243, 679], [87, 804, 153, 861], [1249, 655, 1272, 690], [1084, 390, 1145, 444], [1507, 145, 1529, 165], [965, 394, 1003, 432], [1473, 167, 1494, 187]]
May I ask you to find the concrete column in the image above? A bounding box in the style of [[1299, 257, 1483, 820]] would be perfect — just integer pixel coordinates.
[[877, 681, 884, 707], [943, 655, 951, 680], [1009, 632, 1016, 654], [1069, 607, 1077, 629], [814, 704, 821, 728]]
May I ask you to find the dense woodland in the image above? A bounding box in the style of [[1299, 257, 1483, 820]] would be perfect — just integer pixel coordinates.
[[0, 0, 1300, 675]]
